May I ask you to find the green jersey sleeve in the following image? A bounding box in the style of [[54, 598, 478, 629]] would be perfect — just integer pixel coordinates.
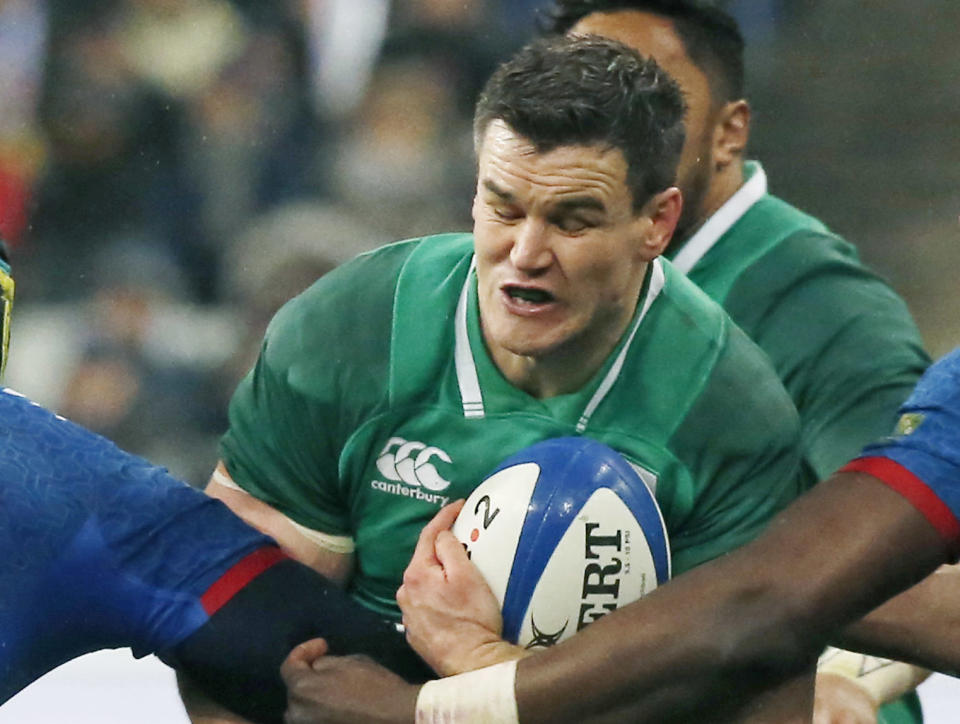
[[219, 241, 417, 535]]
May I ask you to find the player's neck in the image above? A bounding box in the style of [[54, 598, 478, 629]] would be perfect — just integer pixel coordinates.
[[496, 354, 591, 399], [490, 318, 634, 400], [699, 158, 746, 228]]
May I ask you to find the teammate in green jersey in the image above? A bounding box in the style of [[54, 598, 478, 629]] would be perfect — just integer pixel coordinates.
[[187, 35, 810, 722], [543, 2, 931, 722]]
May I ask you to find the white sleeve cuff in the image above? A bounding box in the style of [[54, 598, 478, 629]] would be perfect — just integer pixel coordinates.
[[211, 467, 355, 554]]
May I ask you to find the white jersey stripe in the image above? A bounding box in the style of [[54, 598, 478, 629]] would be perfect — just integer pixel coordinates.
[[576, 259, 666, 433], [455, 257, 485, 418], [671, 164, 767, 274]]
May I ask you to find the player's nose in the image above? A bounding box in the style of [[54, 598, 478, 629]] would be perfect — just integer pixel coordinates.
[[509, 219, 553, 272]]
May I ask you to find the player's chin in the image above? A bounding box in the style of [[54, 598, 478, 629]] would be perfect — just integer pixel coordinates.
[[490, 318, 576, 359], [499, 334, 565, 360]]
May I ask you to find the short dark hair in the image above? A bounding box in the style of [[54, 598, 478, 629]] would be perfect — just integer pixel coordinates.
[[544, 0, 745, 104], [0, 239, 8, 266], [473, 35, 685, 209]]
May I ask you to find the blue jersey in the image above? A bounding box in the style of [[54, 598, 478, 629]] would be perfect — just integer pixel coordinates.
[[0, 387, 281, 704], [842, 348, 960, 553]]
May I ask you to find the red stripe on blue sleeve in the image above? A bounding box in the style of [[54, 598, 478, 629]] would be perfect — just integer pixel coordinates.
[[201, 546, 289, 615], [841, 456, 960, 550]]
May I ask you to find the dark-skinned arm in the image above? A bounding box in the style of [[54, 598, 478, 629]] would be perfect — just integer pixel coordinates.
[[837, 563, 960, 677], [398, 472, 953, 723]]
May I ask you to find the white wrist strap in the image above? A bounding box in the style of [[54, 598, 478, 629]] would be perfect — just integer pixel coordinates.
[[416, 660, 519, 723]]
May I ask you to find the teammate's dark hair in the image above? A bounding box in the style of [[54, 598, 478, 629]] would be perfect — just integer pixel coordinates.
[[544, 0, 745, 104], [0, 239, 8, 265], [474, 35, 685, 209]]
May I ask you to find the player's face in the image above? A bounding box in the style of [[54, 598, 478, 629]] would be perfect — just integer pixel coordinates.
[[472, 121, 668, 385], [571, 10, 717, 242]]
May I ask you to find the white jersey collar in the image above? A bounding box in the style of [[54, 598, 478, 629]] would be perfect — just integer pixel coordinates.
[[671, 162, 767, 274], [455, 258, 666, 432], [455, 257, 484, 418]]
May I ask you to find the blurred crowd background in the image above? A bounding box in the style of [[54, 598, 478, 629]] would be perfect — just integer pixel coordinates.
[[2, 0, 958, 487]]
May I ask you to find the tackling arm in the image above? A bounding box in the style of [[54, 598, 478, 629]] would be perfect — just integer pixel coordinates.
[[179, 463, 357, 724], [510, 472, 950, 723], [837, 563, 960, 676], [167, 556, 432, 724]]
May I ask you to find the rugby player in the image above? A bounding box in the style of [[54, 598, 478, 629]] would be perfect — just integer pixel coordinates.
[[189, 34, 815, 723]]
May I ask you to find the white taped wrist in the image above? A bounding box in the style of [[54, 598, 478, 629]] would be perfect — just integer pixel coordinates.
[[416, 660, 519, 723]]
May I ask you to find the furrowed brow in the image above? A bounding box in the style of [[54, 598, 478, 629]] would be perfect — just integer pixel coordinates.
[[482, 179, 515, 202], [554, 196, 606, 213]]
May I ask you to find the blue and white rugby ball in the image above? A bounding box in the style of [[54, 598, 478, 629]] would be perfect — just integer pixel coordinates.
[[452, 437, 670, 649]]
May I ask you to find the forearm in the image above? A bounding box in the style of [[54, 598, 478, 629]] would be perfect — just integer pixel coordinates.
[[403, 473, 948, 723], [513, 473, 949, 723], [416, 596, 815, 724], [837, 564, 960, 675], [169, 559, 431, 724], [515, 576, 816, 722]]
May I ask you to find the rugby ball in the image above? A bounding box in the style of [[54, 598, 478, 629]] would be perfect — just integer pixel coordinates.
[[452, 437, 670, 649]]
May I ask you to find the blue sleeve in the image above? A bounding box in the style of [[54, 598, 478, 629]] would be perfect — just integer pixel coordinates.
[[841, 348, 960, 552], [0, 388, 277, 703]]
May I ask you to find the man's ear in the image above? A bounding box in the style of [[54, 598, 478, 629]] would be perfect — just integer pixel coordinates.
[[713, 100, 750, 170], [637, 186, 682, 260]]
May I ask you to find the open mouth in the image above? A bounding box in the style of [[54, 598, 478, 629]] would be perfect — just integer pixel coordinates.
[[504, 285, 555, 304]]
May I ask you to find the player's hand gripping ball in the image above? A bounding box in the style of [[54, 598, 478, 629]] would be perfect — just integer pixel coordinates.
[[452, 437, 670, 649]]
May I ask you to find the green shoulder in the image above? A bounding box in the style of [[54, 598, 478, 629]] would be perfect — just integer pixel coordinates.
[[624, 263, 802, 573], [263, 233, 473, 403], [605, 260, 733, 444], [219, 233, 473, 523], [689, 194, 831, 303], [726, 222, 928, 480], [665, 312, 803, 573], [722, 216, 921, 350]]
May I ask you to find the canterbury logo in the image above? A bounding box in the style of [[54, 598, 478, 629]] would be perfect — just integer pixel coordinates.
[[375, 437, 452, 491]]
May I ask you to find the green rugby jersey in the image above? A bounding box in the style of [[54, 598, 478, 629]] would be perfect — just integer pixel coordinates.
[[222, 232, 801, 619], [669, 163, 929, 724], [670, 162, 930, 488]]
